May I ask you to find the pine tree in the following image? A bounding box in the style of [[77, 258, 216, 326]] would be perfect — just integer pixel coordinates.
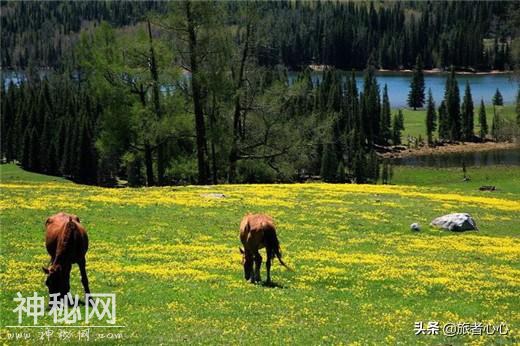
[[381, 161, 389, 184], [367, 150, 379, 183], [320, 143, 338, 182], [127, 153, 144, 187], [21, 129, 32, 169], [398, 110, 405, 131], [352, 151, 367, 184], [392, 110, 404, 145], [28, 128, 40, 171], [516, 88, 520, 126], [444, 67, 461, 140], [361, 66, 380, 144], [478, 99, 488, 140], [425, 89, 437, 145], [407, 55, 425, 110], [336, 161, 345, 183], [492, 88, 503, 106], [461, 81, 474, 141]]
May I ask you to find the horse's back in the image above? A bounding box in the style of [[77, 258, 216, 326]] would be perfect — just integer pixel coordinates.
[[45, 212, 88, 261], [239, 214, 275, 251]]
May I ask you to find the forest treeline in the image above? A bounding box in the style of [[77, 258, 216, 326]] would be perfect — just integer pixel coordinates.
[[2, 1, 520, 71], [1, 1, 520, 187]]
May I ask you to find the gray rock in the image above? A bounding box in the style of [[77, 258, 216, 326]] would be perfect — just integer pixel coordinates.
[[410, 223, 421, 231], [430, 213, 478, 232]]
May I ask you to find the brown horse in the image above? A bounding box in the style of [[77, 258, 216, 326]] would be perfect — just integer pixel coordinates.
[[42, 212, 90, 299], [239, 213, 290, 283]]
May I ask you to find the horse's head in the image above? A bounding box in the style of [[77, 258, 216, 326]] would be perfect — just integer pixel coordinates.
[[42, 264, 70, 296], [239, 247, 253, 281]]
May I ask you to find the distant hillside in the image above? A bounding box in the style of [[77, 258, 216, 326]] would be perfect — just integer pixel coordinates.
[[1, 1, 519, 71]]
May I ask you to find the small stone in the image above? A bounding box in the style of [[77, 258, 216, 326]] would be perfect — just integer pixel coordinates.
[[410, 223, 420, 231], [200, 193, 226, 198]]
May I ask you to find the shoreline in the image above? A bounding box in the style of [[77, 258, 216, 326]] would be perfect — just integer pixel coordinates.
[[382, 141, 519, 159], [308, 64, 515, 75], [378, 68, 513, 75]]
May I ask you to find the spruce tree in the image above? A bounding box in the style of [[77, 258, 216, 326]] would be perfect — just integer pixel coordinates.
[[380, 84, 392, 144], [478, 100, 488, 140], [438, 101, 449, 139], [491, 107, 501, 141], [407, 55, 425, 110], [461, 81, 474, 141], [492, 88, 503, 106], [38, 112, 51, 173], [425, 89, 437, 145], [398, 110, 405, 132]]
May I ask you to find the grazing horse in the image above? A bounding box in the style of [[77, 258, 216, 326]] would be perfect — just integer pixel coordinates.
[[239, 214, 290, 283], [42, 212, 90, 299]]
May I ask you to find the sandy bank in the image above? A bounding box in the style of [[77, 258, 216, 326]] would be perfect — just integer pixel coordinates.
[[382, 141, 519, 159]]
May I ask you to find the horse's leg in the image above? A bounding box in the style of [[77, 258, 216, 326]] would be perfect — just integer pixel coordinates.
[[62, 263, 72, 302], [78, 258, 91, 296], [266, 249, 272, 283], [254, 251, 262, 283]]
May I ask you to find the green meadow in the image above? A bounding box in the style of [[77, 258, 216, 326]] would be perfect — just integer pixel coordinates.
[[398, 104, 516, 140], [1, 164, 519, 345]]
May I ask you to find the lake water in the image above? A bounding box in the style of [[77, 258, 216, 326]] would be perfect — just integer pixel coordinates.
[[288, 71, 517, 108], [392, 148, 520, 167], [2, 69, 517, 108]]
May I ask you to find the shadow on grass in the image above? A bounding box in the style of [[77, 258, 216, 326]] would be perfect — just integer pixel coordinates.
[[260, 280, 286, 289]]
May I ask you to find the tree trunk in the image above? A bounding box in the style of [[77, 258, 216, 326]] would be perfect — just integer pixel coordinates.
[[186, 1, 208, 185], [144, 143, 154, 186], [228, 22, 251, 183], [138, 88, 155, 186], [211, 140, 217, 184], [228, 97, 241, 183], [228, 146, 238, 183], [148, 20, 167, 186]]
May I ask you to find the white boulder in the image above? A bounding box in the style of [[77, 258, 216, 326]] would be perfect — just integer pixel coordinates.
[[430, 213, 478, 232]]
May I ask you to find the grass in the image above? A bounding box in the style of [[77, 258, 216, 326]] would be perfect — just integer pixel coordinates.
[[397, 104, 517, 140], [393, 165, 520, 197], [1, 163, 519, 345]]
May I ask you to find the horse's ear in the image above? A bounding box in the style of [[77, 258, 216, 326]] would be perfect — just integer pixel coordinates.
[[239, 247, 244, 254], [42, 266, 50, 274]]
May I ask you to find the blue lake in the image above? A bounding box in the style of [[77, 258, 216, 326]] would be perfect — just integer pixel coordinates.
[[288, 71, 518, 108], [2, 69, 518, 108]]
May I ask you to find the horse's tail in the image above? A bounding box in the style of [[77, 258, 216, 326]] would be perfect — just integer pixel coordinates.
[[264, 226, 292, 271], [54, 217, 77, 264]]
